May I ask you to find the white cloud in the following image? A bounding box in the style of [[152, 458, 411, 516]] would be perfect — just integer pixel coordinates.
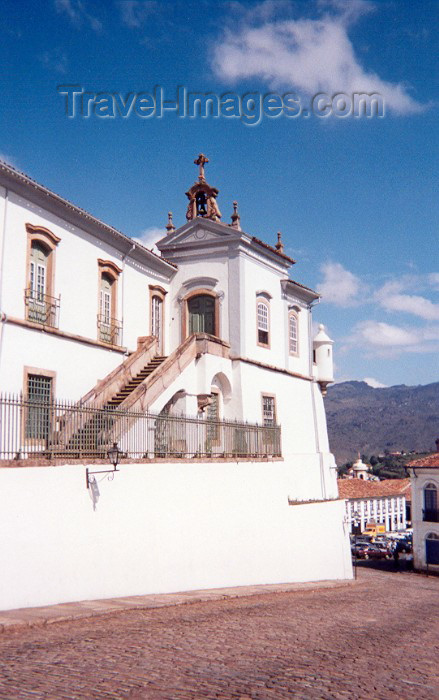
[[212, 1, 424, 114], [374, 276, 439, 320], [54, 0, 102, 32], [428, 273, 439, 291], [348, 320, 439, 356], [379, 293, 439, 321], [133, 226, 165, 254], [118, 1, 159, 28], [355, 320, 418, 347], [317, 262, 362, 306], [363, 377, 388, 388]]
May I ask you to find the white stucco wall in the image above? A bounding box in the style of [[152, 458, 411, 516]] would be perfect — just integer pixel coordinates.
[[0, 190, 172, 377], [145, 352, 336, 502], [0, 461, 352, 611], [411, 472, 439, 570], [241, 255, 285, 366], [0, 322, 126, 399]]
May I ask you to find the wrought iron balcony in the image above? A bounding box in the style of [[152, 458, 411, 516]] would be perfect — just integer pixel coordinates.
[[423, 508, 439, 523], [24, 289, 60, 328], [97, 314, 122, 346]]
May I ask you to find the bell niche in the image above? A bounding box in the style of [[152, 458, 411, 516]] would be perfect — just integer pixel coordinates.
[[186, 153, 222, 223]]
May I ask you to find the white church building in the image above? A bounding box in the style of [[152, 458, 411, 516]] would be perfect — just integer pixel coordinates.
[[0, 154, 352, 611]]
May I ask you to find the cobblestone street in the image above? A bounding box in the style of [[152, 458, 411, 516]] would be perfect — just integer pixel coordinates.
[[0, 568, 438, 700]]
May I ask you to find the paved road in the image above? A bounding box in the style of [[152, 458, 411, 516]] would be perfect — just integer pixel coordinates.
[[0, 568, 438, 699]]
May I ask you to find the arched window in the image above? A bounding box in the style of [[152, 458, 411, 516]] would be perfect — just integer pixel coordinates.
[[100, 273, 113, 324], [288, 311, 299, 355], [25, 224, 60, 327], [149, 285, 167, 355], [423, 483, 438, 522], [97, 259, 122, 345], [29, 240, 49, 302], [257, 299, 270, 347]]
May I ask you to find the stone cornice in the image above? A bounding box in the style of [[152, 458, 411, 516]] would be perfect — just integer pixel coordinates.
[[3, 315, 128, 354], [230, 355, 314, 382]]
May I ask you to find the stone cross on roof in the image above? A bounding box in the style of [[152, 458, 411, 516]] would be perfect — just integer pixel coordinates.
[[194, 153, 209, 181]]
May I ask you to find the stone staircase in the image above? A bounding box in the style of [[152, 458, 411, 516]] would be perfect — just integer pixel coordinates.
[[63, 354, 167, 454], [49, 334, 230, 457], [106, 356, 167, 408]]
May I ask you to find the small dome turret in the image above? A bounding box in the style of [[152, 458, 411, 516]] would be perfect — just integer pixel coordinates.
[[313, 324, 334, 394]]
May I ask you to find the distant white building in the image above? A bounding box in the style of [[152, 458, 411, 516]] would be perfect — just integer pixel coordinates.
[[338, 478, 410, 533], [346, 455, 373, 480], [0, 155, 352, 610], [408, 453, 439, 571]]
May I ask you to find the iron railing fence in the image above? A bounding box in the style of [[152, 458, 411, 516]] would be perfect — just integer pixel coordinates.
[[97, 314, 122, 346], [0, 393, 281, 461], [24, 289, 60, 328]]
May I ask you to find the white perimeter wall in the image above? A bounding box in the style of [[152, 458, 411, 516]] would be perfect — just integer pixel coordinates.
[[0, 461, 352, 610]]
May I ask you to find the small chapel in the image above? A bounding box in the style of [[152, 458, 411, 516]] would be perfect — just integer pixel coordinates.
[[0, 155, 352, 611]]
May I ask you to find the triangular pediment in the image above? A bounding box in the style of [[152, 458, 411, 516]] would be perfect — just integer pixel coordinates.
[[156, 217, 245, 251]]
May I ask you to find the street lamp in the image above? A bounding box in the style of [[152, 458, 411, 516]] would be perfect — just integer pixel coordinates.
[[352, 510, 361, 580], [86, 442, 121, 490], [107, 442, 121, 469]]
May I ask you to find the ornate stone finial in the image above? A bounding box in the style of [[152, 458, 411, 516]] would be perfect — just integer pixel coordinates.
[[166, 211, 175, 233], [194, 153, 209, 181], [230, 200, 241, 230], [275, 231, 284, 254]]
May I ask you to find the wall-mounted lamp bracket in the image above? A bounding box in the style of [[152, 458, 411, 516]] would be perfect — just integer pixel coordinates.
[[85, 442, 121, 490], [86, 465, 119, 490]]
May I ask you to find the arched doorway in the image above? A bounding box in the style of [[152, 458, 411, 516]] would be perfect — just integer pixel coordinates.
[[426, 532, 439, 566], [188, 294, 216, 335]]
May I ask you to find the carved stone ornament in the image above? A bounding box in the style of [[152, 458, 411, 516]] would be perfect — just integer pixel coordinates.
[[197, 394, 213, 412]]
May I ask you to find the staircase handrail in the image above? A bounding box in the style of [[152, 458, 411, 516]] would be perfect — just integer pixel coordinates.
[[79, 335, 158, 408], [115, 333, 230, 413]]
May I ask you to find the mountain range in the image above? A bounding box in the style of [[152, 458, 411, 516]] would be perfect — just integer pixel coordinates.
[[325, 381, 439, 465]]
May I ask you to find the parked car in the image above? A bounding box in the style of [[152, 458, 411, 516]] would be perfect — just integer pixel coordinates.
[[352, 536, 372, 545], [351, 543, 369, 559], [364, 544, 392, 560], [372, 540, 391, 553]]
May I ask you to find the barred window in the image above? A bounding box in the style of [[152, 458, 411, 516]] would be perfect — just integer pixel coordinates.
[[26, 374, 52, 440]]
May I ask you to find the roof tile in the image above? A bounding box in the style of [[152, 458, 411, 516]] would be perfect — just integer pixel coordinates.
[[338, 478, 411, 501], [407, 453, 439, 468]]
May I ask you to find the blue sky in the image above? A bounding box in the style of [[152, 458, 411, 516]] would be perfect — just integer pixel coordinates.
[[1, 0, 438, 387]]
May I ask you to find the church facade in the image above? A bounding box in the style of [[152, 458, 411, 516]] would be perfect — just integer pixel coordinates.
[[0, 156, 352, 610]]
